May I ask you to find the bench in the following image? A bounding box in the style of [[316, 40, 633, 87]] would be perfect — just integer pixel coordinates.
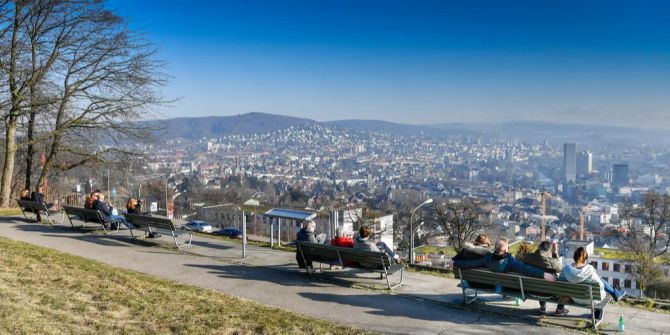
[[16, 199, 64, 225], [295, 241, 404, 289], [125, 214, 192, 249], [63, 206, 121, 234], [455, 268, 611, 330]]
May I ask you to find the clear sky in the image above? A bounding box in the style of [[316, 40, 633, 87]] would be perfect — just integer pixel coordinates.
[[111, 0, 670, 128]]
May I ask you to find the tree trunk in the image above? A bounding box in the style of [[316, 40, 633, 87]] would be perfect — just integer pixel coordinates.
[[24, 110, 36, 190], [0, 122, 18, 207]]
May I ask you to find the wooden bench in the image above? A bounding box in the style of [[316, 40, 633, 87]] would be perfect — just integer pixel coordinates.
[[295, 240, 404, 289], [16, 199, 64, 225], [125, 214, 192, 249], [63, 206, 121, 234], [455, 268, 611, 330]]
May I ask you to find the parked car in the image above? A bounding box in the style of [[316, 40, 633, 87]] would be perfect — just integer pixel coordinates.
[[181, 220, 213, 233], [213, 227, 243, 239]]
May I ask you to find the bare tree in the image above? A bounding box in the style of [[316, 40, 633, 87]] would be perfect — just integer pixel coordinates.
[[618, 192, 670, 296], [0, 0, 165, 207], [433, 198, 491, 253]]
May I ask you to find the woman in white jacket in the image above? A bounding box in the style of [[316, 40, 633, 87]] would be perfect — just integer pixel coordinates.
[[559, 247, 626, 318]]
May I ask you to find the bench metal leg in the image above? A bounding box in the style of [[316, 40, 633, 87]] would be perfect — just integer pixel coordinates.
[[65, 214, 75, 228], [19, 208, 29, 222], [297, 244, 313, 276], [173, 230, 192, 249]]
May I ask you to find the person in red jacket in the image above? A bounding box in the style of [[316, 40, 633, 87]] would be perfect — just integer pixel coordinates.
[[330, 227, 355, 267], [331, 227, 354, 248]]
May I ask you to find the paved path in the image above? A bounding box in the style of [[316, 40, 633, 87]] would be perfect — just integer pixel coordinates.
[[1, 216, 667, 334]]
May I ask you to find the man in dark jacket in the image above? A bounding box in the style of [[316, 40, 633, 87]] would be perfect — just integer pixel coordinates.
[[30, 186, 53, 222], [453, 238, 556, 282], [520, 240, 567, 315], [92, 193, 114, 224], [295, 221, 324, 269]]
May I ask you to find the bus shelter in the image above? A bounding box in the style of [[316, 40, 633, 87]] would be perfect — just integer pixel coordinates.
[[263, 208, 316, 246]]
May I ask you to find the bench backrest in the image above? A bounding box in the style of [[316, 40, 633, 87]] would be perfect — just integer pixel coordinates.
[[17, 199, 48, 212], [125, 214, 176, 232], [296, 241, 391, 270], [455, 268, 598, 301], [64, 206, 105, 223]]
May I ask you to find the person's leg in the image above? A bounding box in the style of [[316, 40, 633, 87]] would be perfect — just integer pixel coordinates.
[[601, 278, 627, 301], [601, 278, 616, 296], [376, 242, 398, 259], [539, 301, 546, 313]]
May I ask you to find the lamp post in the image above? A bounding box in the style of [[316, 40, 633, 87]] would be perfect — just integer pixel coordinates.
[[410, 198, 433, 265]]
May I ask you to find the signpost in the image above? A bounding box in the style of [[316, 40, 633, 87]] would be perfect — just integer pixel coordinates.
[[242, 211, 247, 258]]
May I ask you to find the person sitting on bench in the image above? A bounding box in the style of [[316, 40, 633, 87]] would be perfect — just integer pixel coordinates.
[[30, 186, 57, 222], [92, 193, 129, 229], [354, 225, 400, 262], [295, 220, 325, 269], [453, 238, 557, 282], [453, 234, 492, 261], [20, 189, 31, 201], [330, 227, 355, 268], [559, 247, 626, 319], [520, 240, 568, 315]]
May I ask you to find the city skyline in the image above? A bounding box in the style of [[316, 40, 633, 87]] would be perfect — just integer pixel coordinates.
[[111, 0, 670, 129]]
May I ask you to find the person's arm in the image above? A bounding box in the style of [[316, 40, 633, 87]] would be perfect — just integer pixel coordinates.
[[308, 232, 318, 244], [453, 256, 486, 269], [509, 256, 545, 278]]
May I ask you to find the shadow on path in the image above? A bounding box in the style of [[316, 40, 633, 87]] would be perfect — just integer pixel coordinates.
[[190, 240, 233, 251], [185, 263, 332, 288], [298, 291, 542, 327]]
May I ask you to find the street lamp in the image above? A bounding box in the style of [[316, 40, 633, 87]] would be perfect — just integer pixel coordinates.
[[410, 198, 433, 264]]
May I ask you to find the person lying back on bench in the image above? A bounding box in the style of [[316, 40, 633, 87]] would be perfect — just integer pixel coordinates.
[[354, 225, 400, 262], [558, 247, 626, 319], [452, 234, 491, 261], [453, 238, 556, 282]]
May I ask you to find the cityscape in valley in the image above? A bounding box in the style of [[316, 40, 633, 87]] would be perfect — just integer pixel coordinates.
[[112, 112, 670, 296], [2, 1, 670, 334]]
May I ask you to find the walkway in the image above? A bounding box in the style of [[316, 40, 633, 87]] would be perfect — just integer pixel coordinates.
[[0, 216, 667, 334]]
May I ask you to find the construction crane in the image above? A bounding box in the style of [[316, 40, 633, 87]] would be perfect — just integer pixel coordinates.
[[579, 204, 592, 241], [540, 192, 554, 240]]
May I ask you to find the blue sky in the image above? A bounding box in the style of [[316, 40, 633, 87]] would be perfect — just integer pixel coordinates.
[[112, 0, 670, 128]]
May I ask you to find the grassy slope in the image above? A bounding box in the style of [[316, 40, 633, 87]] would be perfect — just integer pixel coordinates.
[[0, 236, 367, 335]]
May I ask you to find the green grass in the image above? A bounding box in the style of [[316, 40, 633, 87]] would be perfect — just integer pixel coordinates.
[[414, 245, 456, 256], [192, 231, 297, 252], [0, 236, 368, 334], [0, 207, 22, 216], [595, 248, 670, 265]]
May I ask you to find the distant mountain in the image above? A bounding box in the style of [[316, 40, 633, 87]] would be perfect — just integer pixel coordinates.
[[149, 112, 670, 147], [324, 119, 478, 138], [154, 112, 316, 139], [429, 121, 670, 146]]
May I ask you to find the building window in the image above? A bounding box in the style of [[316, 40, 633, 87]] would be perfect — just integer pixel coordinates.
[[590, 261, 598, 268], [613, 263, 621, 272], [602, 262, 609, 271], [625, 265, 632, 273], [613, 278, 620, 288], [624, 279, 632, 289]]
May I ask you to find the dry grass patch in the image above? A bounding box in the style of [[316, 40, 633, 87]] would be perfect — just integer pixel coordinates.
[[0, 236, 369, 334]]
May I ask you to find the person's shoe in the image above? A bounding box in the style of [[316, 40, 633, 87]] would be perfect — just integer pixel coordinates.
[[539, 305, 547, 314], [555, 308, 570, 316], [614, 289, 627, 302]]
